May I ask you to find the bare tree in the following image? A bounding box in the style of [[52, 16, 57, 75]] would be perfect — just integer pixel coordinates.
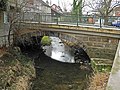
[[61, 1, 67, 12], [7, 0, 29, 46], [86, 0, 120, 25]]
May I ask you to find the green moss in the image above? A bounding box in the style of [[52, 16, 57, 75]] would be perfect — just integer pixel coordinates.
[[41, 36, 52, 46], [91, 59, 112, 72]]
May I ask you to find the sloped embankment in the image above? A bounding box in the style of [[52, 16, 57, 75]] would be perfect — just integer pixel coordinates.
[[0, 47, 36, 90]]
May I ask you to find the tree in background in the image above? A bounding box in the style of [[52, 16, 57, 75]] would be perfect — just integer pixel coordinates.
[[72, 0, 86, 22], [87, 0, 120, 25], [72, 0, 86, 15]]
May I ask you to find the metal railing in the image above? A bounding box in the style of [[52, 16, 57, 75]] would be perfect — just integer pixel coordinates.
[[17, 12, 120, 28]]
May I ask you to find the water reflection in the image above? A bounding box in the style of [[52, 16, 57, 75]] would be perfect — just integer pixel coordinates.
[[43, 37, 74, 63]]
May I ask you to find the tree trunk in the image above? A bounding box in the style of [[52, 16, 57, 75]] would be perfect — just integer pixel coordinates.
[[8, 24, 12, 46], [104, 16, 109, 25]]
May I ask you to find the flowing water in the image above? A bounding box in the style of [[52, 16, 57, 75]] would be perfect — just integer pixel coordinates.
[[20, 36, 92, 90], [43, 37, 75, 63]]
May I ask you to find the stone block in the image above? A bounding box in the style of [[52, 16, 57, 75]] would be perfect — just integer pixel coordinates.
[[96, 37, 102, 42], [93, 43, 103, 47], [110, 39, 119, 44], [89, 37, 97, 41], [86, 42, 93, 46], [101, 38, 109, 42], [82, 37, 89, 41]]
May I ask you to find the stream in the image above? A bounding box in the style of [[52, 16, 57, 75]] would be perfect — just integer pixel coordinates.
[[31, 37, 92, 90], [43, 37, 74, 63]]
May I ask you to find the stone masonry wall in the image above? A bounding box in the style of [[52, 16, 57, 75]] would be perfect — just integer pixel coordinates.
[[59, 33, 119, 60]]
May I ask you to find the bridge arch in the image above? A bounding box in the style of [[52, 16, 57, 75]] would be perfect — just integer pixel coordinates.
[[14, 23, 120, 62]]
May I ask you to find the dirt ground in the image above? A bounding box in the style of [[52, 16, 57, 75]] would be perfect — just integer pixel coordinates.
[[32, 52, 92, 90]]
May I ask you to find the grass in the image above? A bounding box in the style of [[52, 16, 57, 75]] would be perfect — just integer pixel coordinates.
[[88, 72, 109, 90], [87, 58, 111, 90], [91, 58, 113, 72]]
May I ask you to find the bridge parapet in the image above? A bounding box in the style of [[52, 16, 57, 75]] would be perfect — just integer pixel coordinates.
[[18, 23, 120, 38], [106, 40, 120, 90]]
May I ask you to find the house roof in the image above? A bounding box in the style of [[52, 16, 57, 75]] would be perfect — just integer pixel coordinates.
[[28, 0, 50, 7], [51, 4, 63, 14], [39, 0, 50, 7], [114, 6, 120, 11]]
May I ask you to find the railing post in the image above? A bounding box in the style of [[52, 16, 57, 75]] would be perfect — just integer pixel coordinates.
[[100, 16, 102, 28], [23, 12, 24, 22], [56, 14, 58, 25], [39, 13, 40, 23], [45, 14, 47, 23], [77, 14, 79, 26]]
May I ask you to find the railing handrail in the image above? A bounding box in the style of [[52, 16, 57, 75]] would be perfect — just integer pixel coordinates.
[[0, 34, 13, 37]]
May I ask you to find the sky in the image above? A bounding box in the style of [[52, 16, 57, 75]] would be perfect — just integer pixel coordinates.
[[43, 0, 93, 14], [43, 0, 120, 14], [43, 0, 73, 11]]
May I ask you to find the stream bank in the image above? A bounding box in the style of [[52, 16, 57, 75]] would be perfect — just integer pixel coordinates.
[[0, 47, 35, 90]]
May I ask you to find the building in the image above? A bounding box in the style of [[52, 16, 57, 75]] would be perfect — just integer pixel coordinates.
[[24, 0, 51, 13], [0, 0, 16, 45], [51, 4, 63, 22], [113, 6, 120, 16], [51, 4, 63, 16], [23, 0, 52, 22], [0, 0, 9, 37]]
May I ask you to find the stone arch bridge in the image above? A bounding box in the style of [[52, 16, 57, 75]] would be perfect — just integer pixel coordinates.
[[14, 22, 120, 61]]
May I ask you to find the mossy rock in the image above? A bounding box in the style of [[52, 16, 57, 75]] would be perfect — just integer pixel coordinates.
[[41, 36, 52, 46]]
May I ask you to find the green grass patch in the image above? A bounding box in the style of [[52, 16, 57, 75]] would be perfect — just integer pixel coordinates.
[[91, 58, 113, 72]]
